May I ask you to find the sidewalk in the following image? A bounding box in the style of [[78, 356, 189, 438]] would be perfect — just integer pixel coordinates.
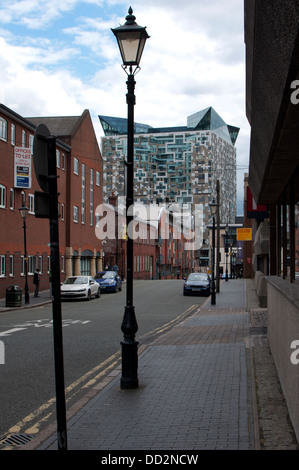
[[21, 279, 298, 450], [0, 289, 52, 312]]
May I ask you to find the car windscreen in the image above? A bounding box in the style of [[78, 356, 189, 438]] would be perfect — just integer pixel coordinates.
[[64, 277, 88, 284], [96, 272, 115, 279], [188, 273, 208, 281]]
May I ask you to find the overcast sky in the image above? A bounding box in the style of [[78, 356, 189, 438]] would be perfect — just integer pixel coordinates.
[[0, 0, 250, 214]]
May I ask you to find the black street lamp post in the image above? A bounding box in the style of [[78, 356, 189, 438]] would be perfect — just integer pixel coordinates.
[[112, 8, 149, 389], [209, 201, 218, 305], [225, 223, 229, 281], [19, 205, 30, 304]]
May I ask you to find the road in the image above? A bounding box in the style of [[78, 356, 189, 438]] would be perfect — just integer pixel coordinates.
[[0, 279, 208, 443]]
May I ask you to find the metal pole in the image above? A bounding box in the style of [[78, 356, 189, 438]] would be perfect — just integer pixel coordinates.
[[23, 219, 30, 304], [211, 216, 216, 305], [216, 180, 220, 292], [120, 69, 139, 389], [47, 135, 67, 449]]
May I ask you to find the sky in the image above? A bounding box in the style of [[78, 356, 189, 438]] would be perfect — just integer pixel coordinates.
[[0, 0, 250, 214]]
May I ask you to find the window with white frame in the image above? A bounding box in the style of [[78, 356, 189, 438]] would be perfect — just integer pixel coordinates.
[[90, 168, 94, 226], [10, 188, 14, 210], [61, 153, 65, 170], [96, 171, 100, 186], [74, 157, 79, 175], [0, 184, 6, 208], [38, 256, 42, 273], [73, 205, 79, 223], [61, 203, 65, 221], [56, 149, 60, 168], [29, 193, 35, 214], [9, 255, 14, 276], [81, 163, 85, 224], [11, 124, 15, 146], [28, 255, 37, 274], [29, 134, 34, 153], [0, 118, 7, 141], [22, 130, 26, 147], [0, 255, 5, 276]]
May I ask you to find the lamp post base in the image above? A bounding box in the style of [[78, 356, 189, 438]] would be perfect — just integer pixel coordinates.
[[120, 340, 139, 389]]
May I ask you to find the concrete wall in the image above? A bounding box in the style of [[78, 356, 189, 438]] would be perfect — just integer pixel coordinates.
[[267, 277, 299, 442]]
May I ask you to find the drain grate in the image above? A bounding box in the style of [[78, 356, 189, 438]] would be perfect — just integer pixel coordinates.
[[250, 326, 267, 335], [0, 433, 35, 447]]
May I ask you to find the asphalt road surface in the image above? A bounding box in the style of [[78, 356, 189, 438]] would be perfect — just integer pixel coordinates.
[[0, 279, 208, 442]]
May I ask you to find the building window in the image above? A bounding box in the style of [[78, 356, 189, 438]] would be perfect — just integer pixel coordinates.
[[0, 184, 6, 208], [96, 171, 101, 186], [61, 255, 65, 273], [29, 134, 34, 153], [56, 150, 60, 168], [73, 205, 79, 223], [10, 188, 14, 210], [0, 255, 5, 277], [29, 194, 35, 214], [9, 255, 14, 276], [11, 124, 15, 146], [61, 153, 65, 170], [81, 163, 85, 224], [74, 158, 79, 175], [90, 168, 94, 226], [22, 130, 26, 147], [61, 203, 65, 221], [0, 118, 7, 141], [28, 255, 36, 275]]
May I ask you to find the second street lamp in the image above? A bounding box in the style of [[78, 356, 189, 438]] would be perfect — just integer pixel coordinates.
[[19, 205, 30, 304], [112, 8, 149, 389], [209, 200, 218, 305]]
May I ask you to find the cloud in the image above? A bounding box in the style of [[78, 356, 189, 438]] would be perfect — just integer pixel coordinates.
[[0, 0, 249, 214]]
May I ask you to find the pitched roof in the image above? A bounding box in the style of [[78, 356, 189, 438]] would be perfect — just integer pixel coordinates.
[[27, 110, 89, 138]]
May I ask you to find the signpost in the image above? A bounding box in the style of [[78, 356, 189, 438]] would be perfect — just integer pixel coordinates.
[[14, 147, 32, 189], [237, 228, 252, 241], [33, 124, 67, 451]]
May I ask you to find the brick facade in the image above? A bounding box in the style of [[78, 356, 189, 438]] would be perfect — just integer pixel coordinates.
[[0, 105, 103, 298]]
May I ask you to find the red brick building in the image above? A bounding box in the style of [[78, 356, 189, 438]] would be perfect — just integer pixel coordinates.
[[98, 198, 194, 280], [0, 104, 103, 298]]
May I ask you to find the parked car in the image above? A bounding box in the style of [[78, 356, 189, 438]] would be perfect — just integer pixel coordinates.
[[61, 276, 101, 300], [95, 271, 122, 293], [183, 272, 211, 296]]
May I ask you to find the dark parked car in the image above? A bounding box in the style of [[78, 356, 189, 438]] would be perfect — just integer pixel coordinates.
[[95, 271, 122, 293], [183, 272, 211, 296]]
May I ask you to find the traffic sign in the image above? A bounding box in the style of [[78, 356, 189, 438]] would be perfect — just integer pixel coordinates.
[[237, 228, 252, 241], [33, 123, 50, 193]]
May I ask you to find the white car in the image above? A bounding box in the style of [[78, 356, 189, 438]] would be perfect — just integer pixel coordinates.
[[61, 276, 101, 300]]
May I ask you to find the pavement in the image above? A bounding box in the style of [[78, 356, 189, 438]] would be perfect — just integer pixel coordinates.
[[1, 279, 299, 451]]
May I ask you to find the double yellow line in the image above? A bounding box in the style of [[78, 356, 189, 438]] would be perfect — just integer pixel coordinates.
[[1, 304, 198, 449]]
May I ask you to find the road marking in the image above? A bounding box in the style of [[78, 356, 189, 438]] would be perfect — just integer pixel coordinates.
[[0, 320, 90, 337], [3, 351, 121, 438], [0, 328, 27, 337], [1, 305, 199, 445]]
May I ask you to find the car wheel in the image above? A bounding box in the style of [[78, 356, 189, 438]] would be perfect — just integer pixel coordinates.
[[87, 290, 91, 301], [96, 287, 101, 298]]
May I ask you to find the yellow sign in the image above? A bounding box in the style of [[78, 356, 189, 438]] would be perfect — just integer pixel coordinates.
[[237, 228, 252, 241]]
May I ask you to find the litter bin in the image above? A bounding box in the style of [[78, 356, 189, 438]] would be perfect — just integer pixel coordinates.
[[5, 285, 22, 307]]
